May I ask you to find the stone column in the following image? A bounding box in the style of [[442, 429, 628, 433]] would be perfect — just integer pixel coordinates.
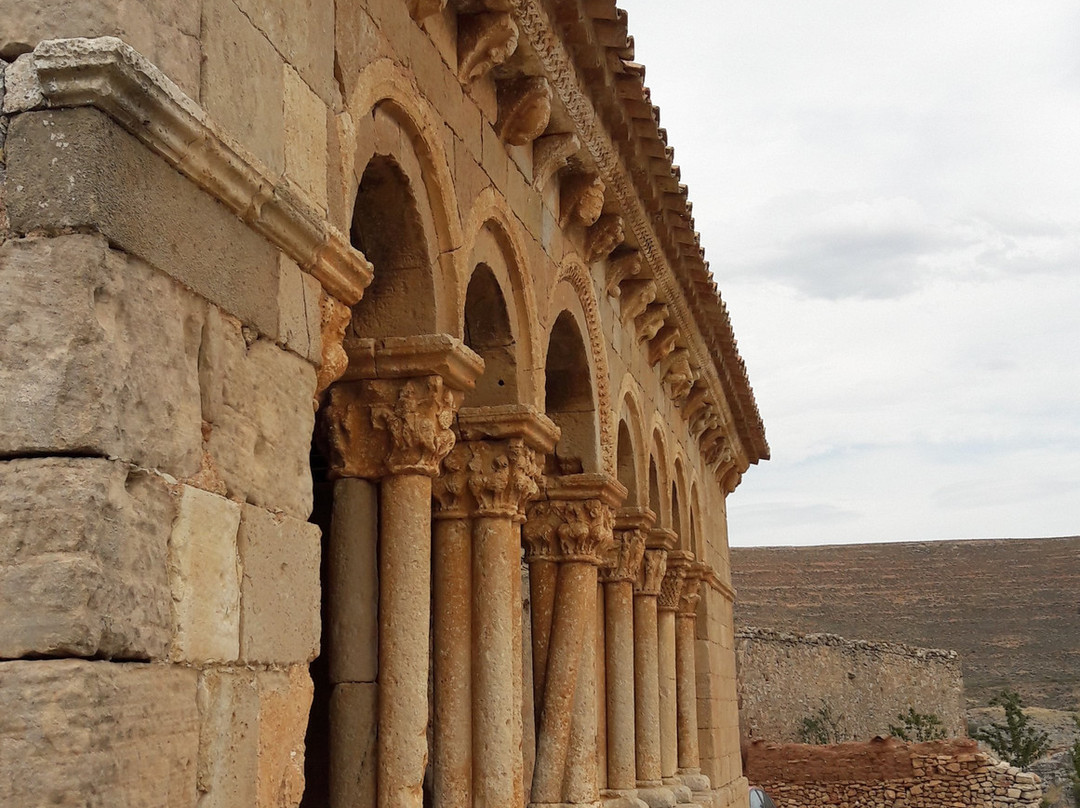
[[674, 566, 710, 798], [633, 547, 675, 808], [601, 507, 651, 808], [323, 335, 483, 808], [524, 475, 624, 808], [657, 555, 691, 805], [458, 406, 557, 808], [431, 445, 475, 808]]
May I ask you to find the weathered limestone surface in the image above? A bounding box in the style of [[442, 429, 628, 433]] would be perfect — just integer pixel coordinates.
[[0, 234, 203, 476], [0, 0, 202, 98], [5, 107, 281, 339], [197, 666, 313, 808], [237, 503, 321, 665], [0, 457, 174, 660], [0, 659, 199, 806]]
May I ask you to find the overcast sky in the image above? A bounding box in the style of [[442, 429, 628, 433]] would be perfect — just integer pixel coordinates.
[[619, 1, 1080, 546]]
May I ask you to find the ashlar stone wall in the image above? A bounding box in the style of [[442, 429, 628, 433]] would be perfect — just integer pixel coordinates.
[[736, 628, 966, 743], [744, 739, 1042, 808]]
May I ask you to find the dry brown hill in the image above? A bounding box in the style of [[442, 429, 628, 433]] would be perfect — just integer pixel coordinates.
[[730, 536, 1080, 710]]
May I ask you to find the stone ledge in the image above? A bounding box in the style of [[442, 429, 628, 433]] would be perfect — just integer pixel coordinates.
[[3, 36, 372, 305]]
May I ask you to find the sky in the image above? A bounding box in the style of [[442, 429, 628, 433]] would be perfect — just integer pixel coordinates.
[[619, 1, 1080, 546]]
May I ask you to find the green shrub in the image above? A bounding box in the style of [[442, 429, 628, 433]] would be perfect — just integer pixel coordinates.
[[888, 707, 948, 742], [971, 690, 1050, 768], [798, 701, 848, 745]]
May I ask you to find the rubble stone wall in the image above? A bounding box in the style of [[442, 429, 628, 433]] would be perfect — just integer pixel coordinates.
[[736, 628, 966, 742], [745, 739, 1043, 808]]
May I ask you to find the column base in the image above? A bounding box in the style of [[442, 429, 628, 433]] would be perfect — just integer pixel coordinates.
[[528, 803, 603, 808], [601, 789, 650, 808], [635, 784, 678, 808], [662, 778, 694, 805], [676, 771, 712, 795]]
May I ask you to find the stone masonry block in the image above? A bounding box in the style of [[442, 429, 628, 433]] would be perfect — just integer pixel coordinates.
[[0, 659, 198, 807], [233, 0, 335, 105], [284, 64, 329, 212], [199, 307, 317, 519], [0, 457, 174, 660], [237, 503, 321, 664], [197, 666, 313, 808], [0, 0, 202, 99], [168, 485, 242, 664], [201, 0, 286, 176], [5, 107, 281, 338], [0, 234, 203, 476], [277, 254, 324, 363]]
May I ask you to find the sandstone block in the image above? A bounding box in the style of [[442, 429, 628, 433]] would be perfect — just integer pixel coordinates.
[[284, 65, 329, 210], [5, 107, 281, 338], [233, 0, 335, 104], [330, 682, 378, 808], [0, 234, 203, 475], [199, 307, 317, 518], [168, 485, 242, 663], [237, 503, 321, 664], [197, 666, 314, 808], [0, 0, 201, 99], [277, 253, 324, 364], [0, 659, 198, 806], [0, 457, 174, 659], [201, 0, 285, 176]]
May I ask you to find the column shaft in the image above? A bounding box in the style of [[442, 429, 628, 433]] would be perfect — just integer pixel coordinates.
[[657, 609, 678, 781], [604, 579, 637, 790], [676, 614, 701, 772], [564, 564, 601, 804], [633, 593, 662, 786]]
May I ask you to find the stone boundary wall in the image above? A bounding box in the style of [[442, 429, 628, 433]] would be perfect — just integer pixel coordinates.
[[736, 628, 965, 742], [745, 739, 1042, 808]]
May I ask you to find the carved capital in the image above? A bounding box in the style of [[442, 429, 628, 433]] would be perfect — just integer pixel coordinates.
[[677, 574, 702, 617], [605, 248, 641, 298], [323, 375, 463, 478], [432, 442, 474, 518], [635, 548, 667, 596], [586, 213, 624, 262], [523, 498, 614, 564], [314, 293, 351, 410], [601, 527, 647, 583], [465, 438, 543, 519], [658, 565, 686, 612], [458, 12, 519, 83], [559, 172, 606, 228], [533, 133, 580, 188], [497, 76, 552, 146]]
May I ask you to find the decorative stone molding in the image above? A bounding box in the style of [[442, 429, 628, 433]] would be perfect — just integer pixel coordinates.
[[559, 172, 606, 228], [314, 293, 352, 410], [532, 132, 580, 188], [636, 549, 667, 596], [604, 249, 641, 298], [657, 565, 686, 612], [635, 302, 668, 343], [600, 527, 647, 584], [619, 278, 657, 324], [495, 75, 552, 146], [585, 213, 624, 263], [457, 12, 519, 83], [408, 0, 447, 21], [7, 37, 373, 305], [432, 443, 475, 518]]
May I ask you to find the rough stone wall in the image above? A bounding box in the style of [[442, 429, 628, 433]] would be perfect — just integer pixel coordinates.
[[731, 537, 1080, 710], [737, 628, 966, 742], [745, 739, 1042, 808]]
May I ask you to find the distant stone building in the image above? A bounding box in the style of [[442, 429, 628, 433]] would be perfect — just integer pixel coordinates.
[[731, 537, 1080, 710], [0, 2, 768, 808]]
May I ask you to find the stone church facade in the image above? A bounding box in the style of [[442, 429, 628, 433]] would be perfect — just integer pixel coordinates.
[[0, 2, 768, 807]]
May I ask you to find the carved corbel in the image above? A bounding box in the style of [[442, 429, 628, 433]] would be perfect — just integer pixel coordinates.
[[559, 173, 606, 228], [635, 302, 669, 343], [619, 279, 656, 324], [586, 213, 624, 262], [457, 12, 519, 83], [719, 465, 742, 495], [533, 132, 580, 188], [496, 76, 552, 146], [605, 248, 641, 298], [408, 0, 447, 22], [647, 325, 679, 366], [660, 348, 696, 405], [690, 406, 721, 439], [681, 382, 711, 423]]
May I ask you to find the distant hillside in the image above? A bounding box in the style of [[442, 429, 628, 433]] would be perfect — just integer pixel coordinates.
[[730, 536, 1080, 710]]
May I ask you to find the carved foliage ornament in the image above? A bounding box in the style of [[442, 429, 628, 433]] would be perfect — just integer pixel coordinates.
[[600, 527, 647, 584], [466, 438, 543, 519], [658, 565, 687, 612], [523, 498, 614, 564]]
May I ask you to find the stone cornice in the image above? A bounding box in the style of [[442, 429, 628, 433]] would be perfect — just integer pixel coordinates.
[[3, 37, 372, 305], [511, 1, 769, 473], [457, 404, 561, 454]]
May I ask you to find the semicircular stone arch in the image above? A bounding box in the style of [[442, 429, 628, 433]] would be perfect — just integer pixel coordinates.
[[544, 305, 600, 474], [648, 424, 672, 528], [615, 379, 649, 508]]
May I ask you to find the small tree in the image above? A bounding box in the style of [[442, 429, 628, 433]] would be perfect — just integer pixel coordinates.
[[972, 689, 1050, 768], [798, 701, 848, 745], [888, 707, 948, 742]]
